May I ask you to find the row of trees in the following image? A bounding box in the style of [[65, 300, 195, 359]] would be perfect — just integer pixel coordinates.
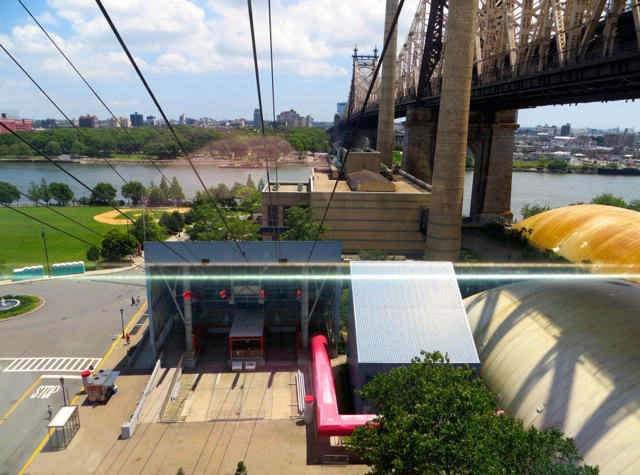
[[521, 192, 640, 219]]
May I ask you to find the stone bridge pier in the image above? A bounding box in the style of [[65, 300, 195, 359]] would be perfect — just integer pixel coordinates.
[[339, 126, 378, 151], [403, 108, 518, 221]]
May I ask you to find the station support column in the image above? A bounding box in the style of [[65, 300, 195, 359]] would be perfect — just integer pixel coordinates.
[[301, 277, 310, 349], [183, 269, 194, 352]]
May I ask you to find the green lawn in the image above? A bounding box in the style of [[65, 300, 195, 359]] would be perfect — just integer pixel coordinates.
[[0, 206, 128, 277]]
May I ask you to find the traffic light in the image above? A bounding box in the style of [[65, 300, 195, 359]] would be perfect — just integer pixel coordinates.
[[219, 289, 229, 299], [260, 289, 266, 299], [295, 290, 301, 299]]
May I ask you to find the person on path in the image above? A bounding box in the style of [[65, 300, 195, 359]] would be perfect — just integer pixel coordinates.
[[136, 296, 140, 306], [126, 333, 131, 345], [131, 296, 135, 306], [47, 405, 53, 419]]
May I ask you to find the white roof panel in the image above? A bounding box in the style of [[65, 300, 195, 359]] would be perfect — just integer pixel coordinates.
[[351, 261, 480, 365], [229, 309, 265, 339]]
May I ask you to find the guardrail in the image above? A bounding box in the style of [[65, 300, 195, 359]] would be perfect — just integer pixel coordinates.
[[158, 353, 185, 422], [121, 357, 162, 439], [231, 350, 263, 359]]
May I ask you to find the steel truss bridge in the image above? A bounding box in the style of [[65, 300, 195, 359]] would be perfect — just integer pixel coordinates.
[[343, 0, 640, 125]]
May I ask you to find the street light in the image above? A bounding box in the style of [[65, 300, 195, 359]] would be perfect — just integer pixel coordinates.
[[120, 308, 125, 340], [60, 376, 67, 406]]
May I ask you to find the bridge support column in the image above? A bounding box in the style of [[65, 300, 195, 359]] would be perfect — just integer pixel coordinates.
[[468, 110, 518, 221], [377, 0, 399, 168], [402, 107, 438, 183]]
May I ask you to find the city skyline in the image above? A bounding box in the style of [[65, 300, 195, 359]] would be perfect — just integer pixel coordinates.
[[1, 0, 639, 128]]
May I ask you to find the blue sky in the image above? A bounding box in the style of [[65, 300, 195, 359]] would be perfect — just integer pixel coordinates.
[[1, 0, 638, 128]]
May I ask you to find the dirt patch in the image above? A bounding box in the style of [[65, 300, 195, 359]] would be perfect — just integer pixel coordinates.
[[93, 208, 189, 225]]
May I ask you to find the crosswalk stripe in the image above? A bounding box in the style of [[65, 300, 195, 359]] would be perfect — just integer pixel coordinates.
[[0, 357, 102, 372]]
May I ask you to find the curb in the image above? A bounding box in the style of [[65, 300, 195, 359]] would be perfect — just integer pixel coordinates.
[[0, 261, 144, 286], [0, 296, 45, 323]]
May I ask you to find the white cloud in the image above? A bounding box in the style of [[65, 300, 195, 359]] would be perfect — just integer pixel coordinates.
[[297, 61, 347, 78], [36, 12, 59, 25]]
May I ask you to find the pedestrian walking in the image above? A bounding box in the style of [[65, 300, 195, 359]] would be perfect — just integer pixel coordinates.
[[47, 405, 53, 419], [126, 333, 131, 345], [136, 296, 140, 305], [131, 296, 135, 306]]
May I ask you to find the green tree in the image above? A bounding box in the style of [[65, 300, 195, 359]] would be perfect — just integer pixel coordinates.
[[49, 182, 74, 206], [0, 144, 9, 156], [27, 181, 42, 204], [628, 199, 640, 212], [70, 142, 86, 156], [100, 228, 139, 260], [257, 178, 265, 191], [147, 184, 167, 207], [213, 183, 230, 200], [246, 174, 256, 189], [465, 155, 475, 168], [10, 143, 32, 158], [121, 181, 145, 204], [44, 141, 61, 156], [159, 211, 181, 233], [0, 182, 20, 205], [392, 150, 402, 165], [345, 352, 599, 475], [547, 158, 568, 170], [278, 203, 331, 241], [39, 178, 52, 205], [606, 162, 619, 169], [186, 204, 260, 241], [169, 177, 185, 206], [536, 156, 548, 168], [129, 213, 166, 243], [91, 182, 117, 205], [86, 246, 101, 268], [159, 177, 170, 197], [234, 186, 261, 214], [521, 203, 551, 219], [590, 192, 627, 208]]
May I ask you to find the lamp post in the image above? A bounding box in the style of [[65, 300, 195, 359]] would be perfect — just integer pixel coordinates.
[[41, 228, 50, 277], [120, 308, 125, 340], [60, 376, 67, 406]]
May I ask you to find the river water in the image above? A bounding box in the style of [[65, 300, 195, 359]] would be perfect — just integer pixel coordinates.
[[2, 163, 639, 220]]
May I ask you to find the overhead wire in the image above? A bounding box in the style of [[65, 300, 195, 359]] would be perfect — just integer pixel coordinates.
[[16, 0, 176, 187], [0, 122, 195, 265], [247, 0, 280, 259], [305, 0, 406, 265], [95, 0, 254, 268], [267, 0, 281, 246]]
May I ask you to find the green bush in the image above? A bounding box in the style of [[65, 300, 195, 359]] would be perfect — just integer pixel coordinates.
[[0, 295, 41, 319]]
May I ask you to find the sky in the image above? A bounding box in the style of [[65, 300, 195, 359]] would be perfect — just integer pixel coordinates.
[[1, 0, 639, 127]]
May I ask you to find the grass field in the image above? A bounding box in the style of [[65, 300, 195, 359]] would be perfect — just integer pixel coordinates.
[[0, 206, 129, 278]]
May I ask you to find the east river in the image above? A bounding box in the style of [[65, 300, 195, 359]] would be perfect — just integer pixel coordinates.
[[2, 163, 640, 221]]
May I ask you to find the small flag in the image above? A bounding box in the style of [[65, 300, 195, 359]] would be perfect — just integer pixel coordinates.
[[142, 196, 149, 211]]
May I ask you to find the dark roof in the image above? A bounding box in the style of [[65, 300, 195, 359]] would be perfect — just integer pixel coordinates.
[[347, 169, 394, 190]]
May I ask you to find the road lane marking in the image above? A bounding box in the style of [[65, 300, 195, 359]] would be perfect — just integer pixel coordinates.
[[1, 378, 42, 423], [1, 357, 102, 372], [18, 301, 148, 475]]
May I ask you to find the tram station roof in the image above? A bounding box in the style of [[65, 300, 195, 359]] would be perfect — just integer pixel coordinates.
[[144, 241, 342, 266], [229, 309, 265, 339], [512, 204, 640, 283], [350, 261, 480, 365], [464, 278, 640, 474]]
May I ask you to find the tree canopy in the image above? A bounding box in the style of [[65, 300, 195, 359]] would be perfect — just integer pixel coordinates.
[[49, 182, 74, 206], [283, 127, 331, 153], [100, 228, 139, 260], [185, 204, 260, 241], [346, 352, 599, 475], [91, 182, 117, 205], [278, 203, 331, 241], [0, 182, 20, 205]]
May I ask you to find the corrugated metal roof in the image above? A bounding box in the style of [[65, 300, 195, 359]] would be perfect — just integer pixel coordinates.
[[350, 261, 480, 364], [229, 308, 264, 338]]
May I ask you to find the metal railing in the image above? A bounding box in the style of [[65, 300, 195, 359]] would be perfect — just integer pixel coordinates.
[[231, 349, 263, 359]]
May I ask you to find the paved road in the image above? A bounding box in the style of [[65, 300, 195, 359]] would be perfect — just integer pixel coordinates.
[[0, 269, 147, 475]]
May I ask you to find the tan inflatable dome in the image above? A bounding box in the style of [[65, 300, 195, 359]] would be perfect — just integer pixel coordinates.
[[464, 279, 640, 474], [512, 204, 640, 283]]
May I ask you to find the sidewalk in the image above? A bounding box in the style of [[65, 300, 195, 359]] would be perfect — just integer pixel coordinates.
[[24, 326, 366, 475]]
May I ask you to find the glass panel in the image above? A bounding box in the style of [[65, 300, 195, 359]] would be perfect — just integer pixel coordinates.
[[267, 310, 281, 325], [283, 310, 296, 325], [205, 311, 220, 324], [221, 311, 235, 327]]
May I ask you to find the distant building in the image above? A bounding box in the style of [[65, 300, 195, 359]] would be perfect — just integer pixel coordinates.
[[560, 123, 571, 136], [337, 102, 346, 118], [106, 117, 118, 128], [179, 113, 186, 125], [79, 114, 98, 128], [604, 132, 635, 149], [42, 118, 57, 129], [130, 112, 144, 127], [0, 117, 32, 133], [146, 115, 156, 126], [119, 117, 130, 128], [253, 109, 262, 129], [106, 117, 130, 128], [186, 117, 196, 125]]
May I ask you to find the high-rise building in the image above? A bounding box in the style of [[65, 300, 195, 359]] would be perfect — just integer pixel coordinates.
[[0, 117, 32, 133], [337, 102, 347, 118], [130, 112, 144, 127], [253, 109, 262, 129], [146, 115, 156, 126], [119, 117, 130, 128], [79, 114, 98, 128], [106, 117, 118, 128], [42, 119, 57, 129], [560, 123, 571, 136], [179, 113, 186, 125]]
